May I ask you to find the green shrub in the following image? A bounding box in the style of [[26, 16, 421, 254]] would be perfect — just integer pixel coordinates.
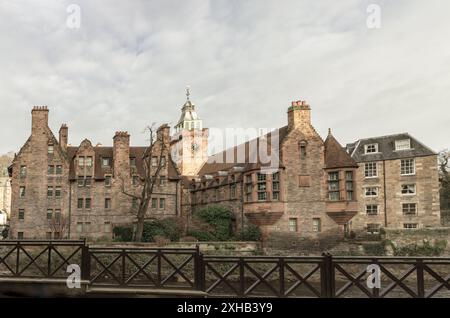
[[112, 226, 133, 242], [186, 230, 215, 242], [363, 243, 385, 256], [390, 239, 447, 256], [142, 218, 183, 242], [188, 205, 234, 241], [239, 224, 262, 241]]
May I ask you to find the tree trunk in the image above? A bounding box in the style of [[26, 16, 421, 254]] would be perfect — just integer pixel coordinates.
[[135, 217, 145, 242], [134, 199, 150, 242]]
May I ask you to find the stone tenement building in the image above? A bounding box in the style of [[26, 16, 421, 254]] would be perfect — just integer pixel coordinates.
[[0, 153, 13, 222], [8, 96, 441, 240], [185, 101, 441, 239], [346, 134, 441, 233], [9, 106, 181, 239], [186, 101, 359, 238]]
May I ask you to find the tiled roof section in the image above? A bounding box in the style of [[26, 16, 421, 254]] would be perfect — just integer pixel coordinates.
[[197, 126, 289, 177], [324, 132, 358, 169], [347, 133, 436, 163], [67, 146, 180, 180]]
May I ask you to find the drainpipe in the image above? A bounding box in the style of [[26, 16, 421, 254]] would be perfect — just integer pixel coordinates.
[[175, 180, 179, 216], [68, 181, 72, 238], [383, 160, 388, 227], [240, 178, 244, 236]]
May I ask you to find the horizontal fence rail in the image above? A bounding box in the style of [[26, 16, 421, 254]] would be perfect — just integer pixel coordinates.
[[88, 247, 200, 290], [1, 241, 450, 298], [0, 240, 86, 279]]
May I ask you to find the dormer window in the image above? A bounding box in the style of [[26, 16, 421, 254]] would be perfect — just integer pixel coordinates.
[[395, 139, 411, 151], [102, 157, 111, 167], [364, 143, 378, 154], [85, 156, 93, 167]]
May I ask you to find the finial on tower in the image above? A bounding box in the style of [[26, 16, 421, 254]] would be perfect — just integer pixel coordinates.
[[186, 85, 191, 101], [328, 128, 332, 135]]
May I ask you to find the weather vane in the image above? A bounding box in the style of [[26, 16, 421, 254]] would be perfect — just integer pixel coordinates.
[[186, 85, 191, 101]]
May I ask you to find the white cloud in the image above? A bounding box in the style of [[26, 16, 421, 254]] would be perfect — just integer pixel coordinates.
[[0, 0, 448, 154]]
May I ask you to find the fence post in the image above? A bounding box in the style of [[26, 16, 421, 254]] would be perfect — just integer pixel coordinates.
[[239, 258, 245, 297], [321, 253, 334, 298], [121, 248, 126, 286], [416, 259, 425, 298], [194, 245, 201, 290], [47, 242, 52, 277], [279, 258, 285, 297], [81, 243, 90, 282], [157, 249, 162, 288], [15, 241, 20, 276], [195, 245, 206, 292]]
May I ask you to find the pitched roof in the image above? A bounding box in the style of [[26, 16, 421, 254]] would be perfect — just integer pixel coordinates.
[[67, 146, 180, 180], [346, 133, 436, 162], [324, 132, 358, 169], [197, 126, 289, 177]]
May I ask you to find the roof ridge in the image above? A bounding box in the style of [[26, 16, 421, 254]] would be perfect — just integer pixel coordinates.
[[355, 132, 409, 142]]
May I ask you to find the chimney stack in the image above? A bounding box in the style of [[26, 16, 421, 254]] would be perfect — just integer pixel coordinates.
[[157, 124, 171, 144], [31, 106, 49, 134], [287, 100, 311, 131], [59, 124, 68, 151], [113, 131, 130, 179]]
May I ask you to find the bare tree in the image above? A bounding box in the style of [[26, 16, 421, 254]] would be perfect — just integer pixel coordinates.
[[439, 149, 450, 186], [49, 213, 69, 239], [121, 124, 168, 242]]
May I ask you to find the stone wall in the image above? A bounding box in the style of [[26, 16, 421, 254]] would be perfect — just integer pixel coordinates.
[[91, 241, 261, 255], [352, 155, 441, 234], [9, 108, 181, 240], [10, 107, 71, 239], [0, 153, 13, 218], [266, 106, 338, 238], [382, 227, 450, 253]]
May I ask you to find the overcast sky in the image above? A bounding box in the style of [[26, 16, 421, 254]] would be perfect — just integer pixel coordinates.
[[0, 0, 449, 155]]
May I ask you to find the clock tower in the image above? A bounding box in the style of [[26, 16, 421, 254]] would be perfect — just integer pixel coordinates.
[[171, 87, 209, 176]]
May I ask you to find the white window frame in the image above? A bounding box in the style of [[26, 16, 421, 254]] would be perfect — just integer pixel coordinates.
[[366, 205, 379, 215], [401, 184, 416, 195], [312, 218, 321, 232], [400, 159, 415, 176], [289, 218, 298, 232], [366, 223, 380, 234], [395, 139, 411, 151], [364, 143, 378, 154], [403, 223, 418, 229], [402, 203, 417, 216], [364, 162, 378, 178], [364, 186, 378, 197]]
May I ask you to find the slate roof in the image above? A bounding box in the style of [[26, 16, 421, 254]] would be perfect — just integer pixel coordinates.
[[346, 133, 436, 163], [197, 125, 358, 178], [324, 132, 358, 169], [197, 126, 289, 177], [67, 146, 180, 180]]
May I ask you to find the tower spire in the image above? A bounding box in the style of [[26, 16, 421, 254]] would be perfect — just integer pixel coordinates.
[[186, 85, 191, 101]]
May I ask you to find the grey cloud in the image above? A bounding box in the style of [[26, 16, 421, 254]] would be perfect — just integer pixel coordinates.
[[0, 0, 448, 155]]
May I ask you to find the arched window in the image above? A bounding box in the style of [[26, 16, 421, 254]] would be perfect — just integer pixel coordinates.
[[299, 141, 307, 159]]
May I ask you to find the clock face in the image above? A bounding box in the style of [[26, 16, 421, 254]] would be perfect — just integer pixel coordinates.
[[191, 142, 200, 152]]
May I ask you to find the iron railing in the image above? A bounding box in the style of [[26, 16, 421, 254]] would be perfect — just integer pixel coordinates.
[[1, 241, 450, 298], [0, 240, 86, 279], [88, 246, 200, 290]]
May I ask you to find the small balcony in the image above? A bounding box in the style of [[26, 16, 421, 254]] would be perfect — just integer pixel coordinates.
[[326, 200, 358, 225], [244, 201, 285, 226]]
